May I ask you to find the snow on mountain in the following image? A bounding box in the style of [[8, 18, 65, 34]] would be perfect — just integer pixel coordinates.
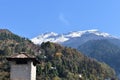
[[31, 32, 69, 44], [31, 29, 113, 45], [65, 29, 110, 37]]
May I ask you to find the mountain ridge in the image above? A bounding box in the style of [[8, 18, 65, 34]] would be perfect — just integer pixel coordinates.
[[31, 29, 117, 45], [31, 29, 120, 79]]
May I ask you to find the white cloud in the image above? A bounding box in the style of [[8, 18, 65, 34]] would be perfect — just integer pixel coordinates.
[[59, 13, 70, 26]]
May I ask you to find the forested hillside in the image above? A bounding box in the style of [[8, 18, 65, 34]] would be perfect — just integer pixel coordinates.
[[0, 29, 117, 80], [0, 29, 40, 55], [78, 39, 120, 76], [36, 42, 117, 80]]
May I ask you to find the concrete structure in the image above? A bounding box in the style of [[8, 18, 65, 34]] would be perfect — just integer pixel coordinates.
[[7, 53, 39, 80]]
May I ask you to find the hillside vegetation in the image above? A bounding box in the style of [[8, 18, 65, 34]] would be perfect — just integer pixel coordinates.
[[37, 42, 117, 80], [0, 29, 117, 80], [78, 40, 120, 74]]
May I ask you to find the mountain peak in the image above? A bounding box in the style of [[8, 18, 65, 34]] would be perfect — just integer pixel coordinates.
[[31, 29, 114, 45], [66, 29, 111, 38], [66, 29, 98, 37], [85, 29, 111, 37], [42, 32, 58, 37]]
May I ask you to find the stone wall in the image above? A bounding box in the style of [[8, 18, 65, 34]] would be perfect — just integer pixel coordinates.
[[10, 61, 36, 80]]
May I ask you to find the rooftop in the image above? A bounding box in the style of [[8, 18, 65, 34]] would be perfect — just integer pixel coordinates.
[[8, 52, 35, 59], [6, 52, 40, 65]]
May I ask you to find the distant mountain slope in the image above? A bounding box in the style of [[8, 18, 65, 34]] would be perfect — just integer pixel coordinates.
[[78, 39, 120, 76]]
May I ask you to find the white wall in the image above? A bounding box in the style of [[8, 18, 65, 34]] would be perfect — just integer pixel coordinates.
[[10, 61, 36, 80], [30, 62, 36, 80]]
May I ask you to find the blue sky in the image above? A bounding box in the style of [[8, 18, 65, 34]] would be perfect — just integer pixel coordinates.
[[0, 0, 120, 38]]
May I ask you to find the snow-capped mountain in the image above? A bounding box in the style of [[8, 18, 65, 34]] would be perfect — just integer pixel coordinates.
[[31, 32, 69, 44], [31, 29, 120, 79], [31, 29, 114, 45]]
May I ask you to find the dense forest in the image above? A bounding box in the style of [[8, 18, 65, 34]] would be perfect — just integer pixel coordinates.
[[0, 29, 118, 80]]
